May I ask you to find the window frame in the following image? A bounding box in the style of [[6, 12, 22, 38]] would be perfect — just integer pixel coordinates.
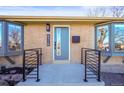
[[0, 21, 3, 50], [7, 22, 22, 51], [0, 21, 4, 56], [95, 23, 111, 54], [5, 21, 24, 56], [0, 20, 24, 56], [112, 22, 124, 53], [95, 21, 124, 56]]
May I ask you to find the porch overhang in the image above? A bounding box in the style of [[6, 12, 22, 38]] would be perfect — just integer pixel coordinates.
[[0, 16, 124, 24]]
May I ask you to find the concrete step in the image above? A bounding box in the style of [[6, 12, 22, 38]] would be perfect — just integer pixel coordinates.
[[53, 60, 70, 64]]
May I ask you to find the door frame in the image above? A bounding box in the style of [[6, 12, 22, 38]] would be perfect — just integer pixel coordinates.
[[53, 25, 70, 61]]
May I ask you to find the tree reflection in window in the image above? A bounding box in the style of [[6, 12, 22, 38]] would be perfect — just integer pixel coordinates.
[[96, 25, 109, 51], [0, 22, 2, 48], [8, 24, 21, 51], [114, 24, 124, 51]]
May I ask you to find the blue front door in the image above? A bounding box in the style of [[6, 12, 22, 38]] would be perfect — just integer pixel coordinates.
[[54, 27, 69, 60]]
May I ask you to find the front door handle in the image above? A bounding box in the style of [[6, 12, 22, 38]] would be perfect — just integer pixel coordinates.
[[54, 42, 56, 49]]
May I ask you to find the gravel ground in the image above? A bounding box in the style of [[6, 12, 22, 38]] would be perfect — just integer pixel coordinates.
[[101, 72, 124, 86]]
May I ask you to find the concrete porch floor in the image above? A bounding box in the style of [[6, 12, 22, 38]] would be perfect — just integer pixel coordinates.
[[17, 64, 105, 86]]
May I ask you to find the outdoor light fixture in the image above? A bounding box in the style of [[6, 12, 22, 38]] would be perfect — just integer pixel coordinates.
[[46, 23, 50, 32]]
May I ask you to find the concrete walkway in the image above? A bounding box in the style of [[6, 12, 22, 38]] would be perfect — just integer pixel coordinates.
[[17, 64, 105, 86]]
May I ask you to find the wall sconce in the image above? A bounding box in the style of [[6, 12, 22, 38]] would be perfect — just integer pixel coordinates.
[[46, 23, 50, 32]]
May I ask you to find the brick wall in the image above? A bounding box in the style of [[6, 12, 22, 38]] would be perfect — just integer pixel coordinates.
[[0, 22, 123, 66]]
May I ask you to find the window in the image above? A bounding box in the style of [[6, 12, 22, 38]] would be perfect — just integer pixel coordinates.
[[0, 22, 2, 49], [8, 23, 22, 51], [55, 28, 62, 56], [114, 24, 124, 52], [0, 21, 23, 56], [96, 25, 110, 51], [95, 22, 124, 56]]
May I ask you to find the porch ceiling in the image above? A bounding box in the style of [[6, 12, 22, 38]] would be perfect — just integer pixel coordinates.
[[1, 16, 124, 24]]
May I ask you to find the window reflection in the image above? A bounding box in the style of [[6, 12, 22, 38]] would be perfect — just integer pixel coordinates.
[[56, 28, 61, 56], [114, 24, 124, 51], [96, 25, 110, 51], [8, 23, 21, 51], [0, 23, 2, 48]]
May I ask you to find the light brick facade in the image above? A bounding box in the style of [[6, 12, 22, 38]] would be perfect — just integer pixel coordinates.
[[0, 22, 123, 66]]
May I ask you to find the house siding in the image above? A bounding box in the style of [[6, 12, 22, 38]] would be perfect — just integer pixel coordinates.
[[24, 23, 95, 64], [0, 22, 123, 66]]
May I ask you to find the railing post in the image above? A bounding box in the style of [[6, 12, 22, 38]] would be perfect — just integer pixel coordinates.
[[40, 49, 42, 65], [97, 51, 101, 82], [23, 50, 26, 82], [81, 48, 83, 64], [36, 50, 40, 82], [84, 50, 88, 82]]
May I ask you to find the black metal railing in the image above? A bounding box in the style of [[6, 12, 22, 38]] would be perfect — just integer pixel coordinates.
[[23, 48, 42, 82], [81, 48, 101, 82], [81, 48, 90, 64]]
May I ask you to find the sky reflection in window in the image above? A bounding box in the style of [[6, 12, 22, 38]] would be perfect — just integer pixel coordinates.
[[96, 25, 109, 51]]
